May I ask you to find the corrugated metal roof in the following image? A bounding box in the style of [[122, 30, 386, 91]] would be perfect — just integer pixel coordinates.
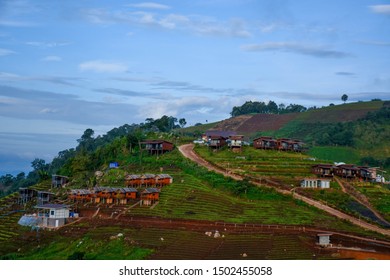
[[125, 174, 141, 180], [143, 188, 160, 193], [121, 187, 137, 193], [35, 204, 69, 209], [156, 174, 172, 179]]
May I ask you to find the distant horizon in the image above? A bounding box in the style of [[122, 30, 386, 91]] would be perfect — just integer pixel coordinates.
[[0, 98, 387, 176]]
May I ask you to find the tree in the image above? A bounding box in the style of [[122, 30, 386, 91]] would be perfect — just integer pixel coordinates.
[[179, 118, 187, 128], [341, 94, 348, 103], [31, 158, 47, 171], [77, 128, 95, 152]]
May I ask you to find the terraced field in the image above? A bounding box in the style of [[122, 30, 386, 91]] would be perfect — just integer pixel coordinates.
[[0, 193, 22, 242], [195, 146, 317, 187]]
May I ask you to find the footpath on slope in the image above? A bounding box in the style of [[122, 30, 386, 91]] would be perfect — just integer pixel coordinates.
[[178, 144, 390, 237]]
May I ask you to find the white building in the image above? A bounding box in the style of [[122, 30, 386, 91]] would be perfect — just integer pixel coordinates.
[[301, 178, 331, 189], [35, 204, 70, 228]]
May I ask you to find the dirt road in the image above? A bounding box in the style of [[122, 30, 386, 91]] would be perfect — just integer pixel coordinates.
[[178, 144, 390, 237]]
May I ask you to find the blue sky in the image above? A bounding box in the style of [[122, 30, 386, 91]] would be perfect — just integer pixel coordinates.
[[0, 0, 389, 175]]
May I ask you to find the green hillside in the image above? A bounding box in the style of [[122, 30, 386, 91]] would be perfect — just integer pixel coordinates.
[[181, 101, 390, 170], [0, 101, 389, 259]]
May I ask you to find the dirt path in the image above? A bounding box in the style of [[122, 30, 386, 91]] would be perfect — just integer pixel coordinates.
[[178, 144, 390, 237]]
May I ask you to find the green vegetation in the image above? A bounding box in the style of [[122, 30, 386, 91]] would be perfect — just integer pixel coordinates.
[[194, 146, 389, 229], [1, 100, 389, 259], [231, 100, 308, 117], [308, 146, 361, 164]]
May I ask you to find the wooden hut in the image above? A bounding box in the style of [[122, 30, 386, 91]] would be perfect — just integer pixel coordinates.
[[69, 189, 93, 203], [124, 174, 142, 187], [141, 140, 174, 155], [312, 164, 334, 177], [18, 188, 36, 205], [51, 175, 69, 188], [141, 174, 156, 186], [276, 138, 294, 151], [334, 164, 359, 179], [141, 188, 160, 206], [253, 136, 277, 150], [291, 139, 305, 152], [113, 188, 137, 204], [37, 191, 53, 206], [155, 174, 173, 187], [228, 135, 244, 149], [94, 187, 116, 204], [358, 167, 377, 181], [208, 135, 227, 149]]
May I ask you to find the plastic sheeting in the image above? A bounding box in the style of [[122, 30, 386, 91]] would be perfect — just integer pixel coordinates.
[[18, 215, 39, 227]]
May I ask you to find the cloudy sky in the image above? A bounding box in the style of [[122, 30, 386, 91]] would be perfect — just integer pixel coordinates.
[[0, 0, 389, 175]]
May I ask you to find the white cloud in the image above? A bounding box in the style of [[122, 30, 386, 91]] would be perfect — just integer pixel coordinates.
[[81, 8, 252, 38], [0, 48, 15, 56], [127, 2, 171, 10], [42, 55, 62, 62], [241, 42, 351, 58], [79, 60, 128, 73], [370, 5, 390, 15], [39, 108, 58, 114], [26, 41, 71, 48]]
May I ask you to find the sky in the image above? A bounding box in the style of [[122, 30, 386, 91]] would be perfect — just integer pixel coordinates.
[[0, 0, 389, 175]]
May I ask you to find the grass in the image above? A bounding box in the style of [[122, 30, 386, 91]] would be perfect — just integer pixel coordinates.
[[193, 146, 389, 233], [17, 231, 153, 260], [355, 184, 390, 222], [308, 146, 361, 164], [0, 145, 389, 260]]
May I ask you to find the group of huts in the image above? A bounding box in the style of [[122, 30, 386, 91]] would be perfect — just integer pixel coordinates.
[[312, 163, 378, 182], [69, 174, 173, 206], [197, 131, 305, 152]]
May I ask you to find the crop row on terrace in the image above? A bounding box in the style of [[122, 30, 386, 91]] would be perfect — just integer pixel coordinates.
[[120, 166, 375, 236]]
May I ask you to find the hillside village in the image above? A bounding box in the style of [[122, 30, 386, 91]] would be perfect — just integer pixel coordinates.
[[0, 101, 390, 260]]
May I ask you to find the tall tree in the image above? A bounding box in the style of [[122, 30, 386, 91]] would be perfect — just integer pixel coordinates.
[[341, 94, 348, 103]]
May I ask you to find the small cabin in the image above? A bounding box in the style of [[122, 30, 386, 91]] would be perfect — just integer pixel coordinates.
[[37, 191, 53, 206], [141, 188, 160, 206], [291, 139, 305, 152], [277, 138, 294, 151], [141, 140, 174, 154], [124, 174, 142, 187], [334, 164, 359, 179], [155, 174, 173, 187], [114, 188, 137, 204], [312, 164, 334, 177], [208, 135, 227, 149], [94, 187, 116, 204], [35, 204, 70, 228], [69, 189, 93, 202], [141, 174, 156, 186], [301, 178, 331, 189], [18, 188, 36, 204], [358, 167, 377, 181], [228, 135, 244, 150], [253, 136, 277, 150], [51, 175, 69, 188], [122, 188, 138, 200]]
